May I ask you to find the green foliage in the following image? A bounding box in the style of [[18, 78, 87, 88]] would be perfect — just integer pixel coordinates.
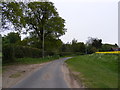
[[17, 34, 63, 55], [45, 38, 63, 53], [86, 45, 98, 54], [2, 44, 15, 62], [85, 37, 118, 53], [59, 52, 84, 57], [26, 2, 64, 39], [100, 44, 118, 52], [2, 1, 66, 47], [17, 37, 41, 48], [59, 52, 74, 56], [2, 45, 42, 64], [1, 2, 25, 31], [92, 39, 102, 49], [15, 45, 42, 58], [2, 2, 66, 58], [66, 54, 118, 88], [71, 40, 85, 53], [61, 43, 72, 52], [45, 16, 66, 38], [3, 55, 60, 65], [2, 43, 63, 64], [9, 72, 21, 78], [61, 39, 86, 56], [0, 52, 2, 57], [86, 37, 102, 53], [2, 32, 21, 45]]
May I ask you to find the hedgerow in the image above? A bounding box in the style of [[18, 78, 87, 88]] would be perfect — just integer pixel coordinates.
[[2, 44, 42, 63]]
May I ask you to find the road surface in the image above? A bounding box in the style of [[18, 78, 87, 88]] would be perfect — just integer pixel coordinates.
[[12, 57, 71, 88]]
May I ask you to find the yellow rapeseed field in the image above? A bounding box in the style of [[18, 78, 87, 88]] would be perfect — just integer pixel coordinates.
[[96, 51, 120, 54]]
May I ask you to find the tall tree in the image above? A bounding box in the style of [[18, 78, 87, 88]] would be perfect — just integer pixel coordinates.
[[92, 39, 102, 49], [2, 1, 66, 57], [86, 37, 102, 53], [71, 38, 78, 52], [25, 2, 66, 41], [86, 37, 102, 49]]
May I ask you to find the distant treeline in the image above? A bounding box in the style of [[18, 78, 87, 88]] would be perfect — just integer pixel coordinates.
[[1, 32, 119, 64], [1, 2, 119, 64]]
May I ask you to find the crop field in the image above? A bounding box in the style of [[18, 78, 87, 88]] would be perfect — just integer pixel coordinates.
[[96, 51, 120, 54]]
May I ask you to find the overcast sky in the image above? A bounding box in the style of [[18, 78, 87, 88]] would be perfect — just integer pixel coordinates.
[[50, 0, 119, 45], [1, 0, 119, 46]]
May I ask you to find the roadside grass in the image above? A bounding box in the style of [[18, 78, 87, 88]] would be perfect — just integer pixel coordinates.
[[0, 52, 2, 57], [9, 72, 21, 78], [65, 54, 118, 88], [3, 55, 60, 66]]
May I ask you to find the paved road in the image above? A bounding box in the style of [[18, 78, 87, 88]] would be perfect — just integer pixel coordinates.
[[12, 57, 71, 88]]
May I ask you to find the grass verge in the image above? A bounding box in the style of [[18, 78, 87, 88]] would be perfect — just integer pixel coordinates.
[[9, 72, 21, 78], [0, 52, 2, 57], [3, 55, 60, 66], [65, 54, 118, 88]]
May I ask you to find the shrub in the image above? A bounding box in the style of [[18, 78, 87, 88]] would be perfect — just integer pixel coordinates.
[[45, 51, 57, 56], [59, 52, 74, 56], [2, 44, 42, 63], [2, 44, 15, 62], [15, 46, 42, 58], [14, 46, 24, 58]]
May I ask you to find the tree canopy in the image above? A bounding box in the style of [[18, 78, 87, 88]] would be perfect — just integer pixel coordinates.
[[2, 32, 21, 45], [1, 1, 66, 57], [1, 1, 66, 40], [86, 37, 102, 53]]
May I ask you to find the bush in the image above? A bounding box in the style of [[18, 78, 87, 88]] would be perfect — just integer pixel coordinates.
[[15, 46, 42, 58], [3, 44, 15, 62], [14, 46, 24, 58], [74, 52, 85, 55], [31, 48, 42, 58], [44, 51, 55, 56], [2, 44, 42, 63], [44, 51, 60, 56], [59, 52, 74, 56]]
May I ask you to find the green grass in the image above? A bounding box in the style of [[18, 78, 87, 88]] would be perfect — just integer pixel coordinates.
[[9, 72, 21, 78], [65, 54, 118, 88], [3, 56, 60, 66], [0, 52, 2, 57]]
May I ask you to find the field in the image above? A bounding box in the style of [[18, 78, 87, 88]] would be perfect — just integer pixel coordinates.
[[65, 54, 118, 88], [96, 51, 120, 54]]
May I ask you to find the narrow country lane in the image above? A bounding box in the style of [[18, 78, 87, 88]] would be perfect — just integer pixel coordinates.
[[12, 57, 71, 88]]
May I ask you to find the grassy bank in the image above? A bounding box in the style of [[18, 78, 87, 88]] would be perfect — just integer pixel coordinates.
[[0, 52, 2, 57], [3, 55, 60, 66], [65, 54, 118, 88]]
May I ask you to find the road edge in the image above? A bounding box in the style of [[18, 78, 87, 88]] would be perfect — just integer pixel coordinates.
[[61, 63, 82, 88]]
